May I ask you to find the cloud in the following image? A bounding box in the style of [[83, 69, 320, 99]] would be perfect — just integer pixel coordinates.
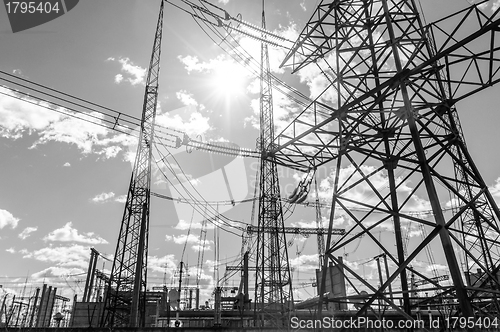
[[178, 55, 208, 73], [246, 86, 305, 135], [115, 194, 127, 203], [447, 177, 500, 210], [63, 162, 71, 167], [191, 244, 210, 252], [155, 106, 212, 137], [0, 208, 19, 229], [114, 74, 124, 84], [31, 266, 85, 280], [165, 233, 213, 251], [344, 260, 360, 271], [32, 111, 109, 153], [100, 145, 122, 159], [178, 54, 254, 77], [0, 87, 133, 158], [166, 233, 197, 244], [488, 177, 500, 203], [176, 90, 199, 107], [43, 222, 108, 244], [108, 57, 146, 86], [174, 219, 215, 230], [18, 226, 38, 240], [0, 86, 63, 139], [289, 254, 319, 272], [295, 52, 345, 104], [425, 263, 448, 273], [92, 192, 115, 203], [317, 165, 431, 214], [6, 248, 15, 254], [407, 229, 423, 238], [477, 0, 500, 12], [493, 0, 500, 12], [148, 255, 177, 274], [23, 244, 90, 269]]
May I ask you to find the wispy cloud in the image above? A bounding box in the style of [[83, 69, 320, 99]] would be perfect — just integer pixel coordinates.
[[155, 105, 212, 137], [0, 208, 19, 229], [289, 254, 319, 272], [31, 111, 109, 153], [0, 88, 133, 158], [107, 57, 146, 86], [114, 74, 124, 84], [31, 266, 85, 280], [0, 86, 62, 140], [148, 255, 177, 274], [176, 90, 203, 108], [43, 222, 108, 244], [19, 226, 38, 240], [174, 218, 215, 230], [166, 233, 213, 251], [24, 244, 90, 269], [114, 194, 127, 203], [92, 191, 115, 203]]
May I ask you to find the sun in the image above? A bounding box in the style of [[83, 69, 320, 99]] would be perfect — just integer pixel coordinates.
[[210, 60, 248, 99]]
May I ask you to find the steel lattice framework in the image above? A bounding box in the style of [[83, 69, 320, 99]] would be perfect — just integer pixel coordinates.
[[254, 0, 293, 326], [101, 0, 165, 327], [276, 0, 500, 322]]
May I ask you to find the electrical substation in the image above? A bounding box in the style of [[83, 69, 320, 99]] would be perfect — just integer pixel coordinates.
[[2, 0, 500, 331]]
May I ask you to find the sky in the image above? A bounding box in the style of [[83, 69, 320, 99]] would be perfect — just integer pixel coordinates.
[[1, 0, 500, 315]]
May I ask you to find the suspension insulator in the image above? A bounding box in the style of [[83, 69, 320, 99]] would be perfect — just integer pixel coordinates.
[[289, 184, 305, 203], [295, 191, 309, 204], [288, 185, 300, 201]]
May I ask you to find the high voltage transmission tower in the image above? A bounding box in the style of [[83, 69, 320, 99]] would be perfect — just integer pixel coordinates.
[[254, 0, 293, 327], [275, 0, 500, 322], [101, 0, 165, 327]]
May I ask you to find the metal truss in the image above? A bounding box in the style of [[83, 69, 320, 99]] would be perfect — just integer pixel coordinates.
[[277, 0, 500, 323], [101, 1, 165, 327], [275, 0, 500, 172], [253, 1, 294, 328]]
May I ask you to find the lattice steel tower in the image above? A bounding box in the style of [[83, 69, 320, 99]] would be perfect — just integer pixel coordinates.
[[102, 0, 165, 327], [254, 0, 294, 325], [275, 0, 500, 322]]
